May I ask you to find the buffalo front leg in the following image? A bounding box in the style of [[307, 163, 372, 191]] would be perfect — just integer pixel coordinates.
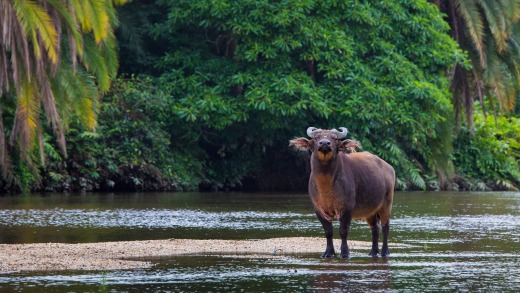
[[366, 215, 380, 256], [339, 212, 352, 259], [316, 211, 335, 258]]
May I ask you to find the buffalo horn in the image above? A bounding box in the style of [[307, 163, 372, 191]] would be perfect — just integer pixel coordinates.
[[306, 127, 319, 138], [336, 127, 348, 139]]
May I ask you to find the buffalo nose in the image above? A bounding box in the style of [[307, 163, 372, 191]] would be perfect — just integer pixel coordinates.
[[318, 139, 331, 147]]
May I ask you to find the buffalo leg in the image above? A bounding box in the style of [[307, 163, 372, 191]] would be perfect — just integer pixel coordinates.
[[339, 212, 352, 259], [366, 215, 380, 256], [381, 220, 390, 257], [380, 192, 393, 257], [316, 212, 335, 258], [379, 207, 391, 257]]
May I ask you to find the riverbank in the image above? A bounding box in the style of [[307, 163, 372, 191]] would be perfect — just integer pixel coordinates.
[[0, 237, 378, 272]]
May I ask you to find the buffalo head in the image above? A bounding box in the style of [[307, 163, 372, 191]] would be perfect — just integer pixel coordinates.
[[290, 127, 360, 161]]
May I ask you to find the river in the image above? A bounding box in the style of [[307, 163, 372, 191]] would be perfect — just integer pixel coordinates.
[[0, 191, 519, 291]]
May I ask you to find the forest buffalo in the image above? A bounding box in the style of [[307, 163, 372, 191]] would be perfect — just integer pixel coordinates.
[[290, 127, 395, 258]]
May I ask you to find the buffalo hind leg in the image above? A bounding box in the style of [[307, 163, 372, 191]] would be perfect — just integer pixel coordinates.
[[316, 212, 335, 258], [379, 210, 391, 257], [366, 214, 380, 256], [339, 211, 352, 259], [381, 219, 390, 257]]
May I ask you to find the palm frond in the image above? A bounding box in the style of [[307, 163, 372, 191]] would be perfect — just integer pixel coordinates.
[[51, 63, 82, 127], [45, 0, 85, 66], [456, 0, 486, 65], [45, 2, 62, 74], [82, 36, 111, 92], [1, 0, 31, 87], [0, 46, 9, 96], [514, 0, 520, 21], [436, 0, 520, 130], [67, 0, 88, 32], [37, 125, 45, 165], [63, 0, 84, 64], [113, 0, 130, 6], [73, 68, 99, 130], [503, 25, 520, 84], [0, 107, 8, 177], [52, 64, 98, 130], [482, 30, 520, 112], [105, 0, 119, 27], [99, 31, 119, 87], [473, 71, 487, 117], [81, 0, 110, 44], [451, 63, 474, 131], [0, 113, 14, 182], [10, 77, 40, 158], [477, 0, 509, 52], [1, 0, 126, 185], [12, 0, 59, 63], [485, 55, 509, 111], [38, 62, 66, 156]]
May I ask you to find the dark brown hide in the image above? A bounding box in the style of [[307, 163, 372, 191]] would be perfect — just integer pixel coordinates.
[[290, 128, 395, 258]]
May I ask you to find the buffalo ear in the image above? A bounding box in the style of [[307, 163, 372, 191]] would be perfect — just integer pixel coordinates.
[[339, 139, 362, 153], [289, 138, 313, 151]]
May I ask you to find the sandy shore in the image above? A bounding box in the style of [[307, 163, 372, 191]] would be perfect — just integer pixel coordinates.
[[0, 237, 378, 272]]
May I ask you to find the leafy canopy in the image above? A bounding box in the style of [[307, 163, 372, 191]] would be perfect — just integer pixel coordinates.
[[134, 0, 464, 189]]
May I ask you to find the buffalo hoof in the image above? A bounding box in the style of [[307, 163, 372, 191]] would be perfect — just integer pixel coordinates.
[[340, 253, 350, 259], [368, 249, 379, 257], [321, 251, 335, 258], [381, 250, 390, 258]]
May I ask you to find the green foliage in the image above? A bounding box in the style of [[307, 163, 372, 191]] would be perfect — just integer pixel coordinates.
[[0, 0, 127, 190], [132, 0, 463, 189], [97, 77, 204, 190], [10, 0, 517, 193], [453, 106, 520, 190], [41, 77, 204, 191], [433, 0, 520, 130]]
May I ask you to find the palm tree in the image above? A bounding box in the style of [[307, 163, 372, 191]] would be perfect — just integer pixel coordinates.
[[431, 0, 520, 132], [0, 0, 126, 180]]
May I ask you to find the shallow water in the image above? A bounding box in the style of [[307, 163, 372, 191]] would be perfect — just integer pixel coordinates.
[[0, 191, 519, 291]]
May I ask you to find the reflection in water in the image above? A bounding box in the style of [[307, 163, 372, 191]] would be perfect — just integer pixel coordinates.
[[0, 191, 519, 291], [307, 258, 391, 292], [0, 256, 395, 292], [2, 252, 518, 292]]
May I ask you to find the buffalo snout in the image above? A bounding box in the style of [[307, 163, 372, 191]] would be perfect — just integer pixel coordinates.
[[318, 139, 332, 152]]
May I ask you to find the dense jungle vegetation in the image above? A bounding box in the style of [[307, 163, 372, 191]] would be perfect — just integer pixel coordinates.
[[1, 0, 520, 193]]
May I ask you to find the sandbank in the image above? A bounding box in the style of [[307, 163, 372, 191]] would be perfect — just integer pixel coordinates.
[[0, 237, 385, 272]]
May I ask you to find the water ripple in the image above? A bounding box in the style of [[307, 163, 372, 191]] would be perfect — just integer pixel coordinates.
[[0, 209, 318, 230], [392, 214, 520, 242]]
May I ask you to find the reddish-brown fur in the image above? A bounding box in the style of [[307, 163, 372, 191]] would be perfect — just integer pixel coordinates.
[[290, 128, 395, 258]]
